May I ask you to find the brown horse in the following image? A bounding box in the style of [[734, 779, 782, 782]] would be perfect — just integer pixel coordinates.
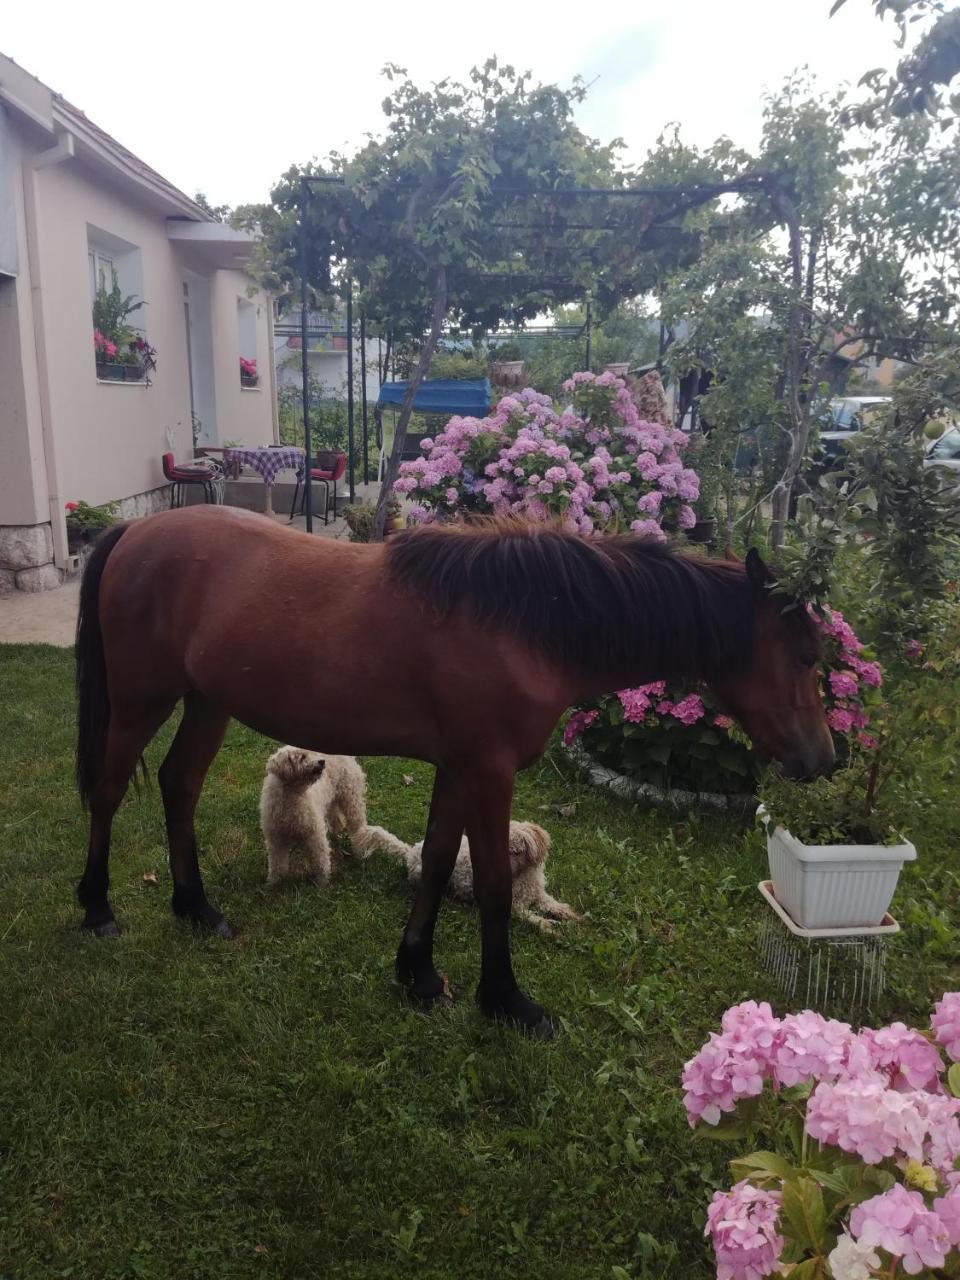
[[75, 507, 834, 1035]]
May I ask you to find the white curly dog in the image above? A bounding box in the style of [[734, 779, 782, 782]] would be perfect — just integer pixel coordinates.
[[260, 745, 371, 885]]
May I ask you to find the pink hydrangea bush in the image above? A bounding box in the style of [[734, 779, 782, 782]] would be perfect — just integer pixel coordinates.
[[567, 680, 759, 796], [566, 612, 881, 797], [392, 372, 699, 536], [688, 996, 960, 1279]]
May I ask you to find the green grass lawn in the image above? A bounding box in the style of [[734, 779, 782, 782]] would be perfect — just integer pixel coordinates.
[[1, 646, 957, 1280]]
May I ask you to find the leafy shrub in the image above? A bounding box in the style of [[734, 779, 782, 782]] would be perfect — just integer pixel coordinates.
[[64, 500, 120, 535]]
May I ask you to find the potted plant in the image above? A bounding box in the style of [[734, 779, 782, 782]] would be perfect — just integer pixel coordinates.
[[343, 498, 401, 543], [240, 357, 259, 388], [757, 745, 918, 930], [64, 500, 120, 554], [489, 341, 525, 387], [92, 277, 157, 384]]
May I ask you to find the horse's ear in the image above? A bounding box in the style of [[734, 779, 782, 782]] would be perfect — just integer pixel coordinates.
[[724, 545, 740, 564], [745, 547, 773, 593]]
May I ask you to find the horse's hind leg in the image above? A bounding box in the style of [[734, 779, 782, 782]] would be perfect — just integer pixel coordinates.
[[396, 768, 463, 1006], [467, 766, 553, 1038], [157, 693, 232, 938], [78, 702, 174, 936]]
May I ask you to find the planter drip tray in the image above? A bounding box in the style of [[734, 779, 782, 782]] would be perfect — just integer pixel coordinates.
[[758, 881, 895, 1015], [758, 880, 899, 938]]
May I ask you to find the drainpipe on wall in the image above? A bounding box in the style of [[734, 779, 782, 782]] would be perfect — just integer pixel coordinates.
[[22, 129, 75, 572]]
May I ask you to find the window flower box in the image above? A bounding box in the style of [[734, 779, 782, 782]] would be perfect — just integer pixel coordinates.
[[96, 360, 143, 383], [240, 357, 259, 388]]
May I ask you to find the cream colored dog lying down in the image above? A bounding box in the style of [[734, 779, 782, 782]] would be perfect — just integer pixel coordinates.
[[360, 821, 583, 934]]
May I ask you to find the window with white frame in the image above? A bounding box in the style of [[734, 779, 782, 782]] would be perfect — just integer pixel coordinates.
[[237, 297, 259, 387], [88, 225, 148, 382]]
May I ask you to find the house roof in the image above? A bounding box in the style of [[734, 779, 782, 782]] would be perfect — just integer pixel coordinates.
[[0, 50, 209, 221], [52, 93, 209, 221]]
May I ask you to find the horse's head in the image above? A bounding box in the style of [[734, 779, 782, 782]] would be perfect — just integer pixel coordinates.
[[709, 549, 835, 780]]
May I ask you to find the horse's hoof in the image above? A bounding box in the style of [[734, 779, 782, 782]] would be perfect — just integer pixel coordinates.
[[212, 916, 234, 940], [525, 1014, 556, 1041], [83, 918, 120, 939], [476, 986, 554, 1038], [396, 956, 454, 1010]]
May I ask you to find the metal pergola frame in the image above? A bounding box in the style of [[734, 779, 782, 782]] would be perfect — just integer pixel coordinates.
[[296, 174, 762, 531]]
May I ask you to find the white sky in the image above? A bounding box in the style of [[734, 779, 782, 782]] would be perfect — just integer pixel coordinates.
[[4, 0, 907, 209]]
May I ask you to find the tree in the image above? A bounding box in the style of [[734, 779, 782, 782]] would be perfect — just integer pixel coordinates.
[[242, 61, 767, 539], [656, 74, 960, 548], [832, 0, 960, 125]]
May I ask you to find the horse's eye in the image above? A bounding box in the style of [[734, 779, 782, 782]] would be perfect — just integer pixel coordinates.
[[801, 655, 819, 670]]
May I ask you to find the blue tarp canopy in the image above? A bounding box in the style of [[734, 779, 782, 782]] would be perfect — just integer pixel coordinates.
[[375, 378, 489, 418]]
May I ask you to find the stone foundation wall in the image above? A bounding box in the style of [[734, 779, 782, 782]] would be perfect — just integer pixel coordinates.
[[0, 484, 171, 595]]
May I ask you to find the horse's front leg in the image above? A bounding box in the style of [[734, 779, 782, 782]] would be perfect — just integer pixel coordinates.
[[396, 768, 463, 1006], [467, 767, 554, 1038]]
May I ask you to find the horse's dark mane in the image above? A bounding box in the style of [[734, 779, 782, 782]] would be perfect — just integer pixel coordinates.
[[385, 519, 757, 682]]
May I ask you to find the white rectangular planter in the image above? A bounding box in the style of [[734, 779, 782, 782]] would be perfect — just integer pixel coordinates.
[[765, 823, 916, 930]]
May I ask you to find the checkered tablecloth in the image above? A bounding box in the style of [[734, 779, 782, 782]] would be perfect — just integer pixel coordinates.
[[223, 446, 305, 486]]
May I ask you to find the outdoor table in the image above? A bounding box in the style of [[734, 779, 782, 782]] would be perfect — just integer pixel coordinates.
[[223, 445, 305, 517]]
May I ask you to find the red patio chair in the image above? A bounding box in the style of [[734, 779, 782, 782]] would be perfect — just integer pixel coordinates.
[[162, 452, 223, 508], [289, 451, 346, 526]]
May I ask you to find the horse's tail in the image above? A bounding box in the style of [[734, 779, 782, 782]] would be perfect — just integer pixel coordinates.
[[75, 523, 129, 810]]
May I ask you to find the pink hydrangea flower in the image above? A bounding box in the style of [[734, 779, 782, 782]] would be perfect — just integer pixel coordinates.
[[932, 993, 960, 1061], [617, 682, 666, 725], [771, 1011, 857, 1087], [669, 693, 705, 726], [858, 733, 879, 750], [850, 1184, 950, 1275], [704, 1181, 783, 1280], [934, 1185, 960, 1247], [859, 1022, 944, 1092], [714, 714, 733, 731], [677, 504, 697, 530], [629, 518, 667, 542], [681, 1031, 768, 1127], [829, 670, 860, 699], [827, 707, 855, 734], [562, 709, 598, 746]]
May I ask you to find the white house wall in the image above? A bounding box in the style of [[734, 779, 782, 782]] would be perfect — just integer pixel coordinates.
[[210, 271, 277, 447], [32, 157, 196, 509], [0, 119, 48, 528]]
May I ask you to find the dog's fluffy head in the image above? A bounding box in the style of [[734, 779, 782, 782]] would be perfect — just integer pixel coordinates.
[[508, 821, 550, 870], [266, 745, 326, 788]]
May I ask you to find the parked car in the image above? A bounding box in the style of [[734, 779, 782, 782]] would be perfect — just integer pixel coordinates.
[[818, 396, 891, 461], [924, 425, 960, 489]]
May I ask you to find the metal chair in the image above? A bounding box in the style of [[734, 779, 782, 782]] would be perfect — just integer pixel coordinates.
[[289, 451, 346, 525], [162, 452, 224, 507]]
